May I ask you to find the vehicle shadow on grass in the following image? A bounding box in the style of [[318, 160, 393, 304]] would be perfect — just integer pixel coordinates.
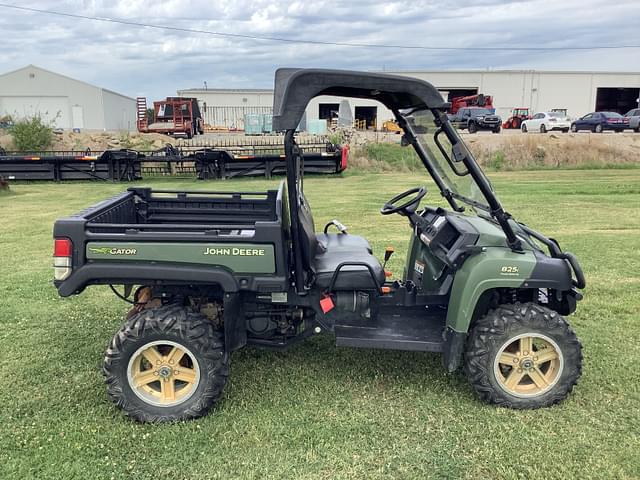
[[225, 334, 475, 409]]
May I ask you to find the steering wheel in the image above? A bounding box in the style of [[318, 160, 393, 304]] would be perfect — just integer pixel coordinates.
[[380, 186, 427, 215]]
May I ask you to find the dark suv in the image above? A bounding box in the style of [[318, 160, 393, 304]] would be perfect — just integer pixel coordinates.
[[450, 107, 501, 133]]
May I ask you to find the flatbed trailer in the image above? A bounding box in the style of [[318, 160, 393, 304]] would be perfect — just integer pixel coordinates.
[[0, 141, 347, 181]]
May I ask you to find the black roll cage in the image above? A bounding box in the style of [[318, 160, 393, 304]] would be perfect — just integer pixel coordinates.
[[277, 68, 522, 292]]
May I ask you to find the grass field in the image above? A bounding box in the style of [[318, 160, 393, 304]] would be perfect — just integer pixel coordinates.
[[1, 169, 639, 479]]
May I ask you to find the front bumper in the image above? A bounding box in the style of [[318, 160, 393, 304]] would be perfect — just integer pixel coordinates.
[[519, 224, 586, 290], [476, 121, 501, 129]]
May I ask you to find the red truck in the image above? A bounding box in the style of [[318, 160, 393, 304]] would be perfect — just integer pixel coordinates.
[[137, 97, 204, 138]]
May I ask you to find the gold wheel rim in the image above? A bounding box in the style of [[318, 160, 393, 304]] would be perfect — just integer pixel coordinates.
[[493, 333, 563, 398], [127, 340, 200, 407]]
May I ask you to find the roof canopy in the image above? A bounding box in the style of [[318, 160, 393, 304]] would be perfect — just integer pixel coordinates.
[[272, 68, 448, 131]]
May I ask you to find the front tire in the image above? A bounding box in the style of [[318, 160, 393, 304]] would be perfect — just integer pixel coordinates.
[[595, 124, 603, 133], [492, 126, 501, 134], [468, 122, 478, 134], [540, 124, 547, 133], [464, 302, 582, 409], [570, 123, 577, 133], [521, 123, 528, 133], [103, 305, 228, 422]]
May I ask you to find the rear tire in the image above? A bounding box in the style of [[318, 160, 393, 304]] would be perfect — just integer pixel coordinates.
[[464, 302, 582, 409], [562, 128, 569, 133], [634, 127, 639, 133], [103, 305, 228, 422], [468, 122, 478, 134]]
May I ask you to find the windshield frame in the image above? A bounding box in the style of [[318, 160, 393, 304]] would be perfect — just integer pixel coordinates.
[[399, 107, 494, 211], [394, 107, 523, 251]]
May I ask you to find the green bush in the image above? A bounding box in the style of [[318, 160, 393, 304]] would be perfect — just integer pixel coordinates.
[[489, 151, 506, 170], [327, 130, 345, 146], [360, 143, 422, 171], [9, 116, 54, 151]]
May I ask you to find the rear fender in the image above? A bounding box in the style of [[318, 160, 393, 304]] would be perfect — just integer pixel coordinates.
[[55, 263, 239, 297]]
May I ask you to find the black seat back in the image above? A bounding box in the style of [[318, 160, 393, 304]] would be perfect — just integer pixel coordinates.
[[297, 192, 317, 271]]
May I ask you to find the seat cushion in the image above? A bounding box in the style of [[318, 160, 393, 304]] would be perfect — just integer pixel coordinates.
[[315, 233, 372, 254], [314, 248, 384, 290]]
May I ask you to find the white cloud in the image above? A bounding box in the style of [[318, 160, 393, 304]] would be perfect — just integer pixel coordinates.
[[0, 0, 638, 99]]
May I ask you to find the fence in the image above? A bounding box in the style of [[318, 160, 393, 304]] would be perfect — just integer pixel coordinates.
[[202, 106, 273, 130]]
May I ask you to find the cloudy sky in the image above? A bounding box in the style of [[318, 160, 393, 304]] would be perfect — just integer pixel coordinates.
[[1, 1, 639, 98]]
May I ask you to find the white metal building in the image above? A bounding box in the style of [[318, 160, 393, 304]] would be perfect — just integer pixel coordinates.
[[0, 65, 137, 131], [179, 70, 640, 130], [389, 70, 640, 121]]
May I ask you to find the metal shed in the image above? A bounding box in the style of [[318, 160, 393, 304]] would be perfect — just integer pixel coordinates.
[[0, 65, 136, 131]]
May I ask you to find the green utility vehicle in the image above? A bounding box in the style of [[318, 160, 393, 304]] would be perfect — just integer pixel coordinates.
[[53, 69, 585, 422]]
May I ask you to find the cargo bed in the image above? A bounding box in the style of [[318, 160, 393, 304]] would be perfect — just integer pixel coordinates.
[[53, 183, 289, 296]]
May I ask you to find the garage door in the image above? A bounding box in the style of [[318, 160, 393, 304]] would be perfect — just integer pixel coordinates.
[[0, 96, 70, 128]]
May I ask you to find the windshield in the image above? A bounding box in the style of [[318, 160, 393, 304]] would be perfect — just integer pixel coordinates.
[[405, 108, 492, 211]]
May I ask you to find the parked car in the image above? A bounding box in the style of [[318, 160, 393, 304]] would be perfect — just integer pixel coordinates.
[[521, 112, 571, 133], [449, 107, 501, 133], [570, 112, 629, 133], [624, 108, 640, 132]]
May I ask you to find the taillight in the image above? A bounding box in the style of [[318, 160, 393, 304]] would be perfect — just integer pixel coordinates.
[[53, 238, 73, 281], [340, 145, 349, 171]]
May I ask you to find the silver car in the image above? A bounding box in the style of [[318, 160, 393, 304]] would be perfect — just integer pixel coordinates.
[[624, 108, 640, 132]]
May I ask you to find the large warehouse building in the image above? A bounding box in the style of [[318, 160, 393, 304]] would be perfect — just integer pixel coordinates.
[[179, 70, 640, 131], [0, 65, 136, 131]]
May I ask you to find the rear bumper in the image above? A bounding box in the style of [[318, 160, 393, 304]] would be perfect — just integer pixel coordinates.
[[549, 122, 571, 130], [604, 125, 628, 131]]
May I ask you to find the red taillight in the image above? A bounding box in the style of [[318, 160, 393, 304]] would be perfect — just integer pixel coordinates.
[[340, 145, 349, 171], [54, 238, 72, 257], [53, 238, 73, 281]]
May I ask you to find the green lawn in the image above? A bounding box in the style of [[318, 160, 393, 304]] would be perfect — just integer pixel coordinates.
[[1, 169, 639, 479]]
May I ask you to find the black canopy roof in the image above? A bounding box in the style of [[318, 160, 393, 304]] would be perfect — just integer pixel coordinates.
[[272, 68, 448, 131]]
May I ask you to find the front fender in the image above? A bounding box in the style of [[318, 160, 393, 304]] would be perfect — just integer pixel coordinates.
[[445, 248, 536, 333]]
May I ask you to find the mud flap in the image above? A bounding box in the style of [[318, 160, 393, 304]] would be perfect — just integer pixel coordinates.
[[442, 327, 466, 372], [223, 292, 246, 352]]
